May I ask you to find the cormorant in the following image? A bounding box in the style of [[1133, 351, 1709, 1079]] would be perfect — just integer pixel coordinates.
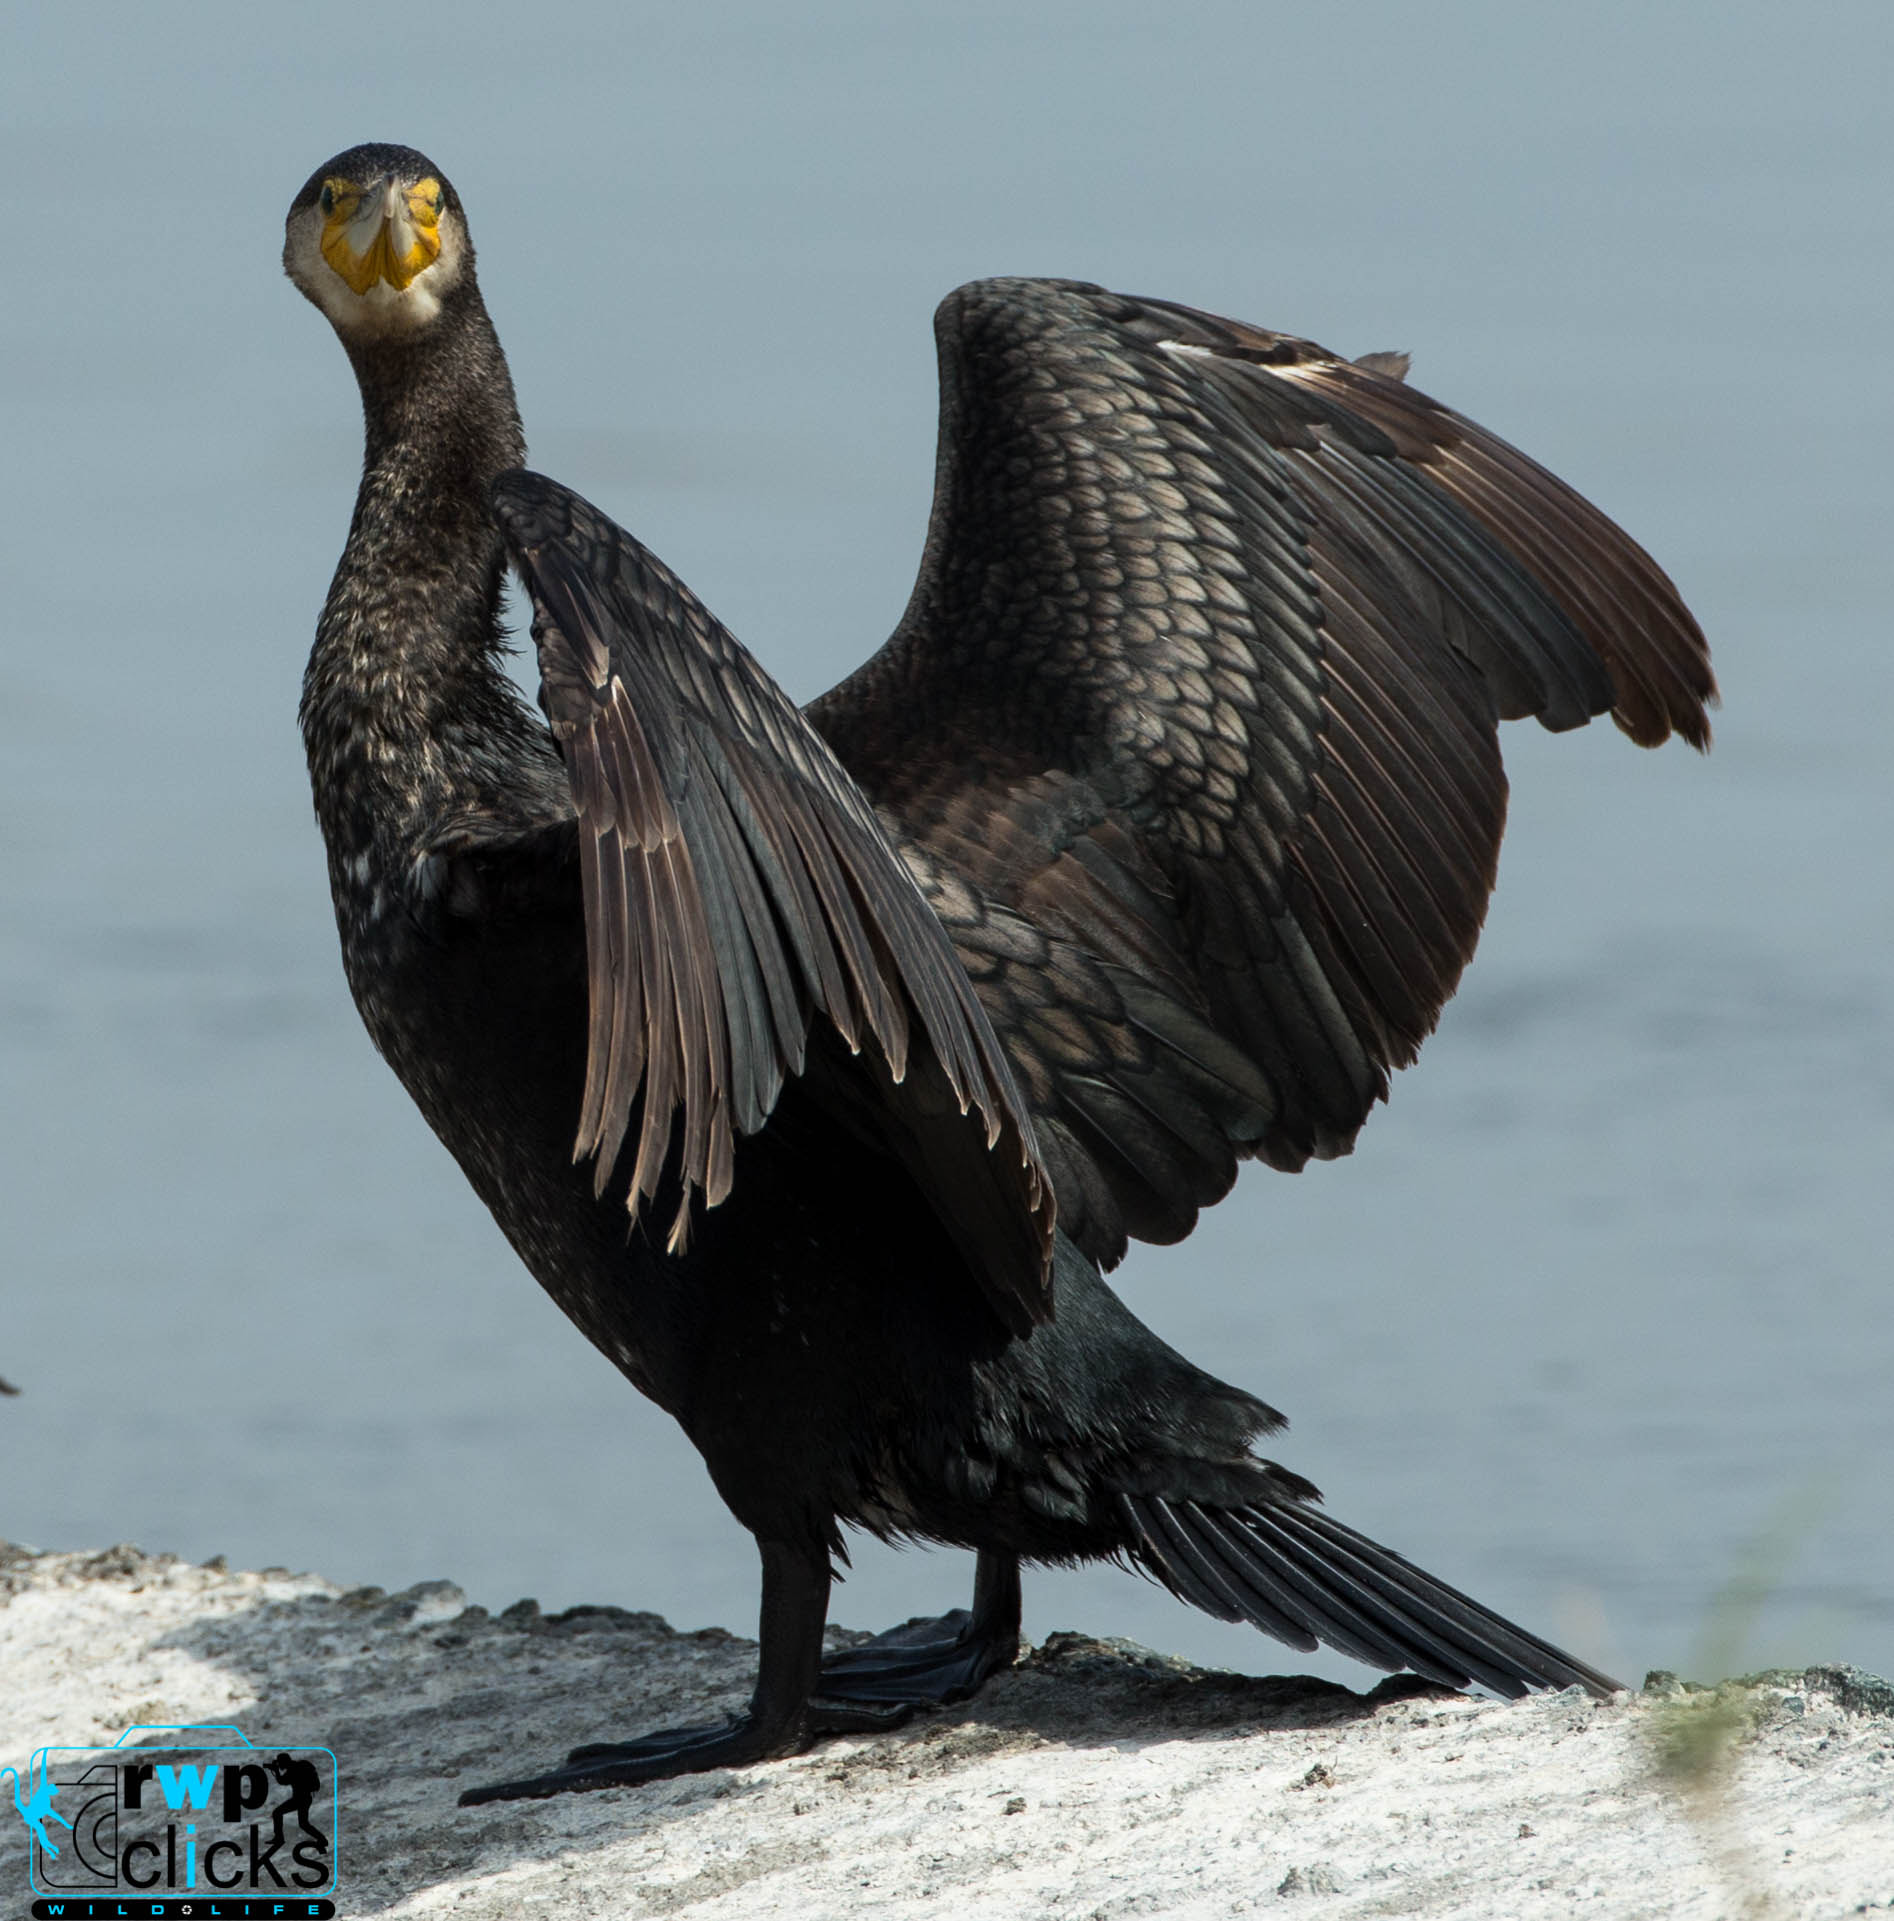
[[284, 144, 1715, 1805]]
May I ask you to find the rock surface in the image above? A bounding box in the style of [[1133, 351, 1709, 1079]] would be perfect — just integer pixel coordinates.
[[1, 1542, 1889, 1918]]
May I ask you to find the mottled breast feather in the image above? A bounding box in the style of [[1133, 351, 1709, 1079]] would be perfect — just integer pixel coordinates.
[[492, 470, 1053, 1334], [810, 279, 1715, 1269]]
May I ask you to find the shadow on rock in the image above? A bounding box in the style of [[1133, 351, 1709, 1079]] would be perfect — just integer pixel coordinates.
[[143, 1571, 777, 1908], [79, 1547, 1449, 1910]]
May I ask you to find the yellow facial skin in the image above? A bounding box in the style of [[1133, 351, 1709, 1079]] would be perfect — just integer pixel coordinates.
[[318, 175, 445, 295]]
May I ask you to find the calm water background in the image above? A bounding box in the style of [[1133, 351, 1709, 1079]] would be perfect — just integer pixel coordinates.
[[4, 1, 1889, 1693]]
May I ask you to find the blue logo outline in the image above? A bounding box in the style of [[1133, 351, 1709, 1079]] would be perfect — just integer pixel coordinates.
[[8, 1724, 338, 1899]]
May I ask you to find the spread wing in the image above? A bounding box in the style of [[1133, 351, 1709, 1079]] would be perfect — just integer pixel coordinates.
[[810, 279, 1715, 1269], [492, 469, 1052, 1333]]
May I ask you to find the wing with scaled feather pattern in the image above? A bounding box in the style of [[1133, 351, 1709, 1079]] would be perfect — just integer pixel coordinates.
[[810, 279, 1715, 1269]]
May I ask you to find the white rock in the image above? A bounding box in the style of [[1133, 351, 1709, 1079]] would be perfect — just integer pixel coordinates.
[[2, 1543, 1889, 1918]]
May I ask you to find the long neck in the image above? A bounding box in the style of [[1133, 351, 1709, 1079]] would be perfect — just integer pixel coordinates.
[[300, 291, 539, 862]]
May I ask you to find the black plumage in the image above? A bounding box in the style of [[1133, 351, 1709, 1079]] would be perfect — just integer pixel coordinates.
[[284, 144, 1713, 1803]]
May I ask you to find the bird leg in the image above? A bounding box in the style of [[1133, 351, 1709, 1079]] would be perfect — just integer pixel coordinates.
[[810, 1547, 1023, 1708], [457, 1547, 1023, 1805], [458, 1538, 898, 1804]]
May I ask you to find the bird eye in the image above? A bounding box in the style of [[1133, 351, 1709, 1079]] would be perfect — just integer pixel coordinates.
[[431, 192, 444, 213], [319, 183, 336, 215]]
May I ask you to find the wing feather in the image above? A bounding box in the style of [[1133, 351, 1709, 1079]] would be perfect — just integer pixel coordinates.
[[811, 278, 1713, 1265], [494, 469, 1052, 1330]]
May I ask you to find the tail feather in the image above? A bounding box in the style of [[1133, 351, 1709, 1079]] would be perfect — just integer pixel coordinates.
[[1136, 1494, 1471, 1680], [1122, 1492, 1619, 1699], [1217, 1509, 1429, 1674], [1238, 1505, 1564, 1698], [1139, 1496, 1320, 1651], [1286, 1504, 1616, 1694]]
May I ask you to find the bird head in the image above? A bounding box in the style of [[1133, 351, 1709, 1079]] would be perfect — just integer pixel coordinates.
[[284, 143, 471, 341]]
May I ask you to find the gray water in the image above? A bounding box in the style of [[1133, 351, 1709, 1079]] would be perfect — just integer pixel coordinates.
[[4, 1, 1889, 1696]]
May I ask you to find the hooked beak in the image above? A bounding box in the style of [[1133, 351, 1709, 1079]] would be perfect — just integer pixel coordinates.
[[319, 175, 444, 295]]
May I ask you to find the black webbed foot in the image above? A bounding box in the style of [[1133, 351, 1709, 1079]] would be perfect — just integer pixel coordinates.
[[813, 1549, 1022, 1709], [560, 1693, 906, 1772], [814, 1607, 1009, 1706], [459, 1714, 790, 1804]]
